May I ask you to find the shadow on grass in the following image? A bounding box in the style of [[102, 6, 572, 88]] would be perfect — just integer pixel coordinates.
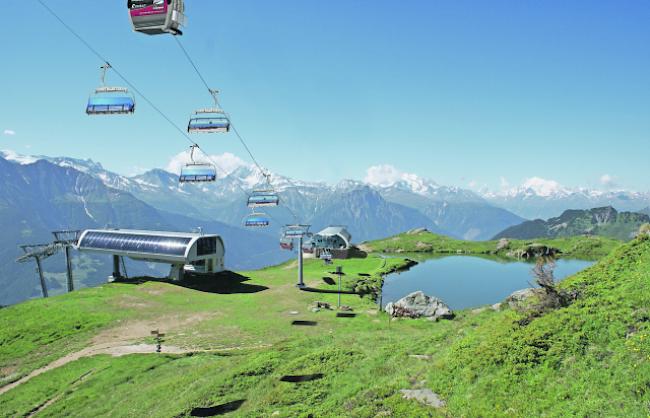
[[189, 399, 246, 417], [280, 373, 324, 383], [115, 271, 269, 295], [291, 320, 318, 326], [322, 276, 336, 285], [336, 312, 357, 318]]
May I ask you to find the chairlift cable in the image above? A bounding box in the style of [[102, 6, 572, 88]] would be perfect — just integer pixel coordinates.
[[173, 37, 307, 222], [35, 0, 294, 228], [173, 37, 267, 177], [33, 0, 252, 201]]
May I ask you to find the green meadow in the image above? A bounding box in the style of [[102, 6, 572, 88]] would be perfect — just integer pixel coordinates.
[[0, 236, 648, 417]]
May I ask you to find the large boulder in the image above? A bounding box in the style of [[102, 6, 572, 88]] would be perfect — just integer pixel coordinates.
[[505, 287, 545, 311], [385, 291, 454, 321]]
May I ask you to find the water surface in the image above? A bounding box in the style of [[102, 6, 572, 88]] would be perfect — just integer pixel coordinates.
[[382, 256, 594, 310]]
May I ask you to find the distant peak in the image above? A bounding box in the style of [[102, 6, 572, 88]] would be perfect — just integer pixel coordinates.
[[0, 149, 40, 165]]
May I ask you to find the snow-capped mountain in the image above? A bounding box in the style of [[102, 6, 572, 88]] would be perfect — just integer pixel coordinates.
[[482, 177, 650, 220], [0, 151, 527, 240], [0, 153, 290, 305]]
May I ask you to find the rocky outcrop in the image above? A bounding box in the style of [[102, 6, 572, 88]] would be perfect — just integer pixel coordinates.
[[496, 238, 510, 251], [385, 291, 454, 321], [400, 389, 445, 408], [508, 244, 561, 259], [505, 288, 545, 310]]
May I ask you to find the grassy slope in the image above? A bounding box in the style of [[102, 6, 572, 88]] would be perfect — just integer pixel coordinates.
[[0, 239, 648, 417], [363, 230, 621, 260]]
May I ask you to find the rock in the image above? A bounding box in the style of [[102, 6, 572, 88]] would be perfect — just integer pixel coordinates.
[[386, 291, 454, 321], [496, 238, 510, 251], [310, 307, 320, 313], [415, 241, 433, 251], [289, 311, 299, 315], [409, 354, 432, 360], [505, 288, 545, 310], [509, 244, 561, 259], [471, 307, 487, 314], [339, 305, 353, 312], [491, 303, 502, 311], [314, 301, 331, 310], [400, 389, 445, 408], [407, 227, 428, 235]]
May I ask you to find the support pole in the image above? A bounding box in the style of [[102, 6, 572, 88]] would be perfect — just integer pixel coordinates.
[[297, 237, 304, 287], [112, 255, 122, 281], [35, 256, 48, 298], [64, 246, 74, 292], [337, 266, 342, 308]]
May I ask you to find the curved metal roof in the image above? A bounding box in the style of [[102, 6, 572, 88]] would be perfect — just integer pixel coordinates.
[[77, 229, 223, 261], [315, 226, 351, 248]]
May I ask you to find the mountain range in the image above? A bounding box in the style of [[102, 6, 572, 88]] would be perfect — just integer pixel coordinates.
[[494, 206, 650, 241], [1, 151, 527, 241], [482, 177, 650, 219], [2, 149, 650, 305], [0, 155, 290, 306]]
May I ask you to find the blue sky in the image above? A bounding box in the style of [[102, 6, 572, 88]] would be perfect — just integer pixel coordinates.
[[1, 0, 649, 191]]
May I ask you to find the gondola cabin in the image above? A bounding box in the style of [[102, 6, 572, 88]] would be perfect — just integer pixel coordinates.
[[280, 237, 293, 251], [128, 0, 185, 36], [179, 164, 216, 183], [301, 234, 315, 254]]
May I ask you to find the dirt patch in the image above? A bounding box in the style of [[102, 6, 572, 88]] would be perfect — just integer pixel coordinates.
[[92, 313, 215, 346], [114, 294, 156, 310], [283, 261, 298, 270], [0, 312, 217, 396], [357, 244, 372, 253], [137, 286, 171, 296], [415, 241, 433, 250]]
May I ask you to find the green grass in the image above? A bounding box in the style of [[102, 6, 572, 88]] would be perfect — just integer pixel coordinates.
[[363, 230, 622, 260], [0, 238, 648, 417]]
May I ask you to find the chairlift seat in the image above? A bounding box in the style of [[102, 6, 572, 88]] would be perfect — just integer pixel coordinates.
[[86, 95, 135, 115], [247, 191, 280, 207], [244, 213, 270, 228], [179, 164, 216, 182], [187, 116, 230, 133], [283, 226, 309, 239]]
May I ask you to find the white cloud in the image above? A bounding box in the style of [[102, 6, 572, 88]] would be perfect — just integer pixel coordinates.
[[468, 180, 478, 188], [363, 164, 438, 194], [166, 150, 251, 176], [499, 176, 510, 190], [520, 177, 566, 197], [364, 164, 405, 186], [600, 174, 617, 188], [3, 129, 16, 136], [363, 164, 420, 185]]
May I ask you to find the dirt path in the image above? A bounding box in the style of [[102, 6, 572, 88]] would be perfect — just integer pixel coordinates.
[[0, 315, 270, 397]]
